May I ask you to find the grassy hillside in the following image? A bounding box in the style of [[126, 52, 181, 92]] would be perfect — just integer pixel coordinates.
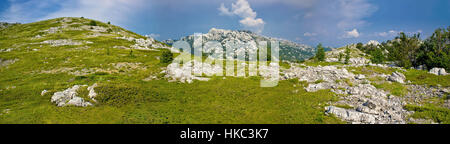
[[0, 17, 343, 124]]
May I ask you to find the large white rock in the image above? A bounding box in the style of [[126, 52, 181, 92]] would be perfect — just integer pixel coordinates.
[[51, 85, 92, 107], [87, 83, 98, 102], [429, 68, 447, 76], [387, 71, 406, 84], [325, 106, 376, 124]]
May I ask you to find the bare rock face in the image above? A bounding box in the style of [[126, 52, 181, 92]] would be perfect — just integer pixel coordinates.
[[51, 85, 92, 107], [387, 71, 406, 84], [429, 68, 447, 76]]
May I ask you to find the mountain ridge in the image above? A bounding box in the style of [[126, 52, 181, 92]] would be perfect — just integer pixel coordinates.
[[163, 28, 316, 62]]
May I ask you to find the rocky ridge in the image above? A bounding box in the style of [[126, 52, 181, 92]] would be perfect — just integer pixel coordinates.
[[164, 28, 315, 62]]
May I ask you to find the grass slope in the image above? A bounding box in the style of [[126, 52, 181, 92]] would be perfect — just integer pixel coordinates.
[[0, 17, 344, 124]]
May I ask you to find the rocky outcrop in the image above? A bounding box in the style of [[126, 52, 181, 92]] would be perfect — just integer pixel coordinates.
[[326, 84, 410, 124], [365, 40, 380, 46], [51, 85, 92, 107], [387, 71, 406, 84], [172, 28, 314, 62], [282, 63, 414, 124], [429, 68, 447, 76], [116, 36, 179, 53], [50, 83, 98, 107]]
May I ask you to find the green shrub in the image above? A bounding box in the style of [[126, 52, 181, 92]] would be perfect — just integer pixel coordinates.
[[370, 48, 385, 64], [89, 20, 97, 26], [160, 50, 174, 64], [95, 84, 142, 107]]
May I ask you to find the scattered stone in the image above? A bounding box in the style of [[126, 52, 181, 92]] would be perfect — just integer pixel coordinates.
[[0, 109, 11, 116], [387, 71, 406, 84], [41, 90, 48, 96], [41, 39, 91, 46], [306, 83, 331, 92], [355, 74, 366, 80], [363, 101, 376, 109], [0, 48, 14, 52]]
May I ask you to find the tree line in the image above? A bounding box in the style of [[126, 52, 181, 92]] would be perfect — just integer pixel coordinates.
[[356, 27, 449, 71]]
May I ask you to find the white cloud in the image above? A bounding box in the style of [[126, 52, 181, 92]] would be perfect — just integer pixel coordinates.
[[376, 30, 398, 37], [218, 3, 233, 16], [336, 0, 378, 29], [303, 32, 317, 37], [342, 29, 360, 38], [248, 0, 317, 9], [218, 0, 265, 33]]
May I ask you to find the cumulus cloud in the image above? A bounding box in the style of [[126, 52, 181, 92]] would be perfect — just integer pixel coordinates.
[[303, 32, 317, 37], [342, 29, 360, 38], [1, 0, 145, 25], [336, 0, 378, 29], [218, 0, 265, 34]]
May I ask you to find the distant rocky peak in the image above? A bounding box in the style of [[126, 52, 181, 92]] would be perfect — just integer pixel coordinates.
[[365, 40, 380, 46]]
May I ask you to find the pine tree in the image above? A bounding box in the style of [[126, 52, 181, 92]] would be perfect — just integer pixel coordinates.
[[344, 46, 350, 64], [315, 43, 325, 61], [338, 53, 344, 62], [370, 48, 384, 64]]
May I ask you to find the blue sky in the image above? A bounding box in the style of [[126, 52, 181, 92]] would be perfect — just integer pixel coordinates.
[[1, 0, 449, 47]]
